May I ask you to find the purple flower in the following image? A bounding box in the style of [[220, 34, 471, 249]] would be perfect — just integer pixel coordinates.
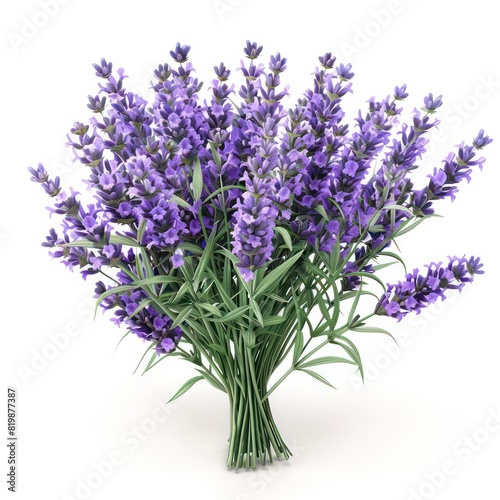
[[394, 84, 408, 100], [473, 129, 493, 149], [29, 42, 489, 362], [169, 42, 191, 63], [93, 58, 113, 78], [171, 252, 184, 269], [336, 63, 354, 81], [376, 256, 482, 321], [87, 94, 107, 113], [423, 93, 443, 113], [28, 164, 61, 197], [318, 52, 336, 69], [232, 194, 277, 281], [243, 40, 263, 60], [214, 62, 231, 81]]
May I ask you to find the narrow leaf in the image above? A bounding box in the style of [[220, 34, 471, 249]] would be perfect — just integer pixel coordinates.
[[209, 305, 250, 323], [109, 234, 141, 247], [249, 296, 264, 328], [292, 329, 304, 365], [274, 226, 293, 251], [262, 315, 287, 326], [298, 368, 336, 388], [192, 157, 203, 201], [195, 369, 226, 393], [299, 356, 356, 369], [167, 376, 204, 403], [255, 250, 304, 298]]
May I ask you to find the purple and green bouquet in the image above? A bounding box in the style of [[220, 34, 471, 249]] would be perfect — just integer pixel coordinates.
[[30, 41, 490, 469]]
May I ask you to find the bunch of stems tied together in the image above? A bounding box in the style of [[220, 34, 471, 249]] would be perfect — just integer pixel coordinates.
[[29, 41, 490, 469]]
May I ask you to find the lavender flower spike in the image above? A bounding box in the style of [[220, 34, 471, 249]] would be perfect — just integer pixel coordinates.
[[232, 193, 277, 282], [376, 256, 482, 321]]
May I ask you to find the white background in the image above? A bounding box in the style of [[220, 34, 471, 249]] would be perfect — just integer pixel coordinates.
[[1, 1, 500, 499]]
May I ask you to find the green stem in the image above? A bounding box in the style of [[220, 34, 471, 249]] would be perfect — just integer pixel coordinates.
[[262, 337, 331, 402]]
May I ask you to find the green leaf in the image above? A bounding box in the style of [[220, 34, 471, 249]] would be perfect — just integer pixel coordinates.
[[177, 243, 204, 255], [262, 315, 287, 326], [350, 325, 396, 343], [384, 203, 414, 217], [138, 248, 154, 281], [332, 336, 364, 382], [274, 226, 293, 251], [207, 343, 227, 356], [204, 184, 245, 204], [348, 283, 363, 326], [208, 305, 250, 323], [192, 157, 203, 201], [379, 251, 407, 273], [304, 259, 329, 280], [208, 141, 222, 167], [215, 246, 240, 264], [170, 194, 191, 209], [299, 356, 356, 369], [206, 269, 237, 311], [132, 275, 183, 287], [263, 292, 289, 304], [95, 284, 137, 315], [195, 302, 223, 317], [109, 234, 141, 247], [167, 376, 205, 403], [128, 299, 153, 318], [113, 330, 131, 355], [133, 342, 156, 375], [329, 237, 342, 275], [314, 204, 329, 220], [61, 238, 101, 249], [298, 368, 336, 389], [195, 369, 226, 393], [171, 305, 194, 329], [292, 329, 304, 365], [137, 219, 147, 245], [193, 222, 218, 293], [343, 271, 386, 291], [249, 296, 264, 328], [254, 250, 304, 298], [371, 261, 397, 271]]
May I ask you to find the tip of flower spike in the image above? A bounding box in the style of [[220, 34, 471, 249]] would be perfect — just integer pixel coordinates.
[[87, 94, 106, 113], [244, 40, 263, 60], [422, 93, 443, 113], [466, 256, 484, 276], [473, 129, 493, 149], [28, 163, 49, 183], [336, 63, 354, 81], [318, 52, 336, 69], [394, 84, 408, 100], [214, 62, 230, 81], [377, 255, 483, 321], [169, 43, 191, 63], [92, 58, 113, 79]]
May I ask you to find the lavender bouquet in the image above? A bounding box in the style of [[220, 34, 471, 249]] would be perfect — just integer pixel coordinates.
[[29, 41, 490, 469]]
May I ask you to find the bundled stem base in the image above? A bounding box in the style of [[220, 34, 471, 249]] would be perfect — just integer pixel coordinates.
[[226, 347, 291, 469]]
